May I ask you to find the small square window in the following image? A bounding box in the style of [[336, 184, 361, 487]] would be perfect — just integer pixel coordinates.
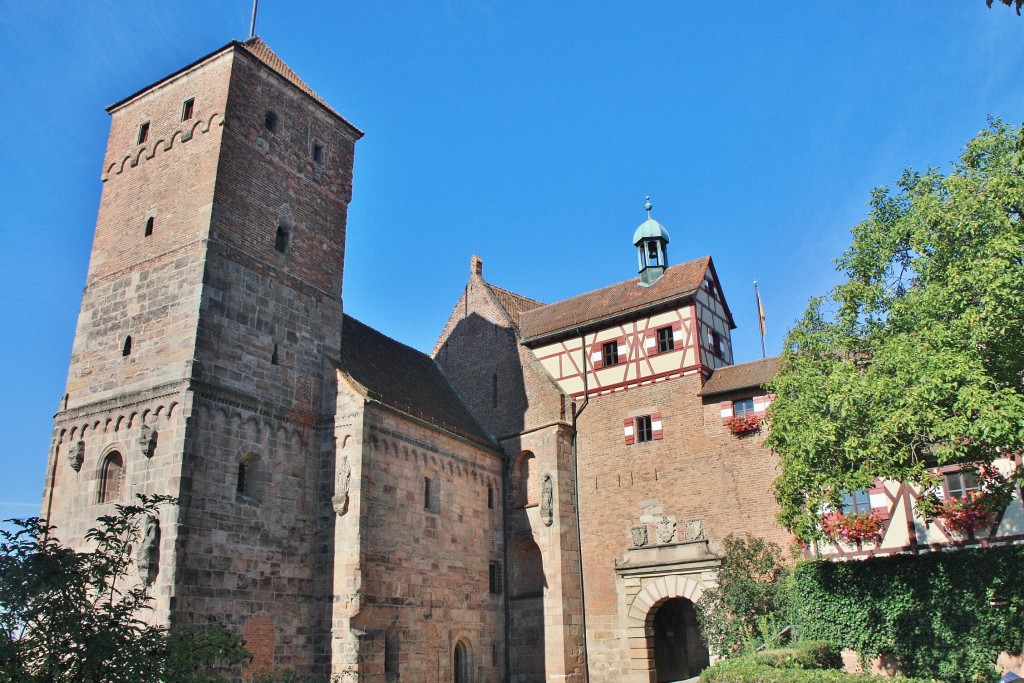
[[657, 326, 675, 353], [312, 141, 324, 163], [635, 415, 653, 443], [181, 98, 194, 121], [138, 122, 150, 145], [733, 398, 755, 417], [602, 341, 619, 367], [264, 110, 278, 133], [840, 489, 871, 515], [944, 470, 981, 499]]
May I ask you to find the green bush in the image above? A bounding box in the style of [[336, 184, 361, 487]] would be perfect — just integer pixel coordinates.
[[696, 534, 795, 655], [700, 655, 941, 683], [753, 641, 843, 670], [794, 545, 1024, 683]]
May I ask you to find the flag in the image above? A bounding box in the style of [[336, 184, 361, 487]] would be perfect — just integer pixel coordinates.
[[756, 287, 766, 337]]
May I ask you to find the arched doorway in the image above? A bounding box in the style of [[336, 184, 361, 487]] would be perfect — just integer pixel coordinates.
[[509, 538, 545, 682], [453, 639, 471, 683], [651, 598, 709, 682]]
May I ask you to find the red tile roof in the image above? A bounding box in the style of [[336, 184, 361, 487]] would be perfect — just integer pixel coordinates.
[[699, 356, 781, 396], [339, 315, 496, 449], [485, 284, 544, 327], [518, 256, 713, 343]]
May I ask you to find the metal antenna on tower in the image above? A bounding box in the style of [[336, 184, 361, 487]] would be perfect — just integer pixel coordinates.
[[249, 0, 259, 39]]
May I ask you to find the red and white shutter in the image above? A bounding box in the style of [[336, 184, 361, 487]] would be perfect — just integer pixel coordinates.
[[753, 395, 771, 417], [617, 336, 628, 363], [623, 418, 635, 445], [591, 344, 604, 370], [720, 401, 733, 426], [651, 412, 663, 440], [868, 481, 890, 520]]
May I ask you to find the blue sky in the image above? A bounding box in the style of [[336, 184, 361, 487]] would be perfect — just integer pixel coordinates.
[[0, 2, 1021, 521]]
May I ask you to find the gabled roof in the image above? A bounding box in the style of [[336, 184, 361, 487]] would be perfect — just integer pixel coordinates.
[[699, 356, 781, 397], [339, 315, 497, 450], [485, 283, 545, 328], [107, 38, 362, 136], [518, 256, 718, 344]]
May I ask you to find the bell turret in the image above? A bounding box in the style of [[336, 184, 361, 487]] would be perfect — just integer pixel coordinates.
[[633, 197, 670, 286]]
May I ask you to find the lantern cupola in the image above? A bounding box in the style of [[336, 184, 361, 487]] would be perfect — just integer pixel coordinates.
[[633, 197, 670, 286]]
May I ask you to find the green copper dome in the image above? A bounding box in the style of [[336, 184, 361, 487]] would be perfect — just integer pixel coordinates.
[[633, 196, 670, 246], [632, 217, 670, 246]]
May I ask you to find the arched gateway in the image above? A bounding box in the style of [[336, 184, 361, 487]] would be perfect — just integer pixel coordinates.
[[626, 575, 711, 681]]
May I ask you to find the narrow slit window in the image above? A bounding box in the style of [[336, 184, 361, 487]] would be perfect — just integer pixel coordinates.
[[275, 225, 288, 253], [236, 460, 247, 494], [491, 373, 498, 408], [312, 141, 324, 163], [489, 561, 503, 594], [122, 336, 132, 356], [138, 122, 150, 145], [144, 217, 154, 236], [271, 344, 279, 366], [487, 485, 494, 509], [99, 451, 124, 504], [181, 98, 194, 121], [264, 111, 278, 133]]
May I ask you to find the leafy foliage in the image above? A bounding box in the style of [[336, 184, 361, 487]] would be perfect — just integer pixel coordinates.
[[766, 120, 1024, 540], [794, 546, 1024, 683], [696, 534, 793, 656], [0, 495, 248, 682], [700, 653, 941, 683], [986, 0, 1023, 16], [751, 641, 843, 671]]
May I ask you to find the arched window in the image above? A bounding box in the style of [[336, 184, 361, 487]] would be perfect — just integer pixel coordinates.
[[271, 343, 279, 366], [144, 216, 154, 236], [99, 451, 123, 504], [453, 640, 471, 683], [512, 451, 537, 507], [237, 453, 260, 500], [122, 336, 132, 356], [274, 225, 288, 253]]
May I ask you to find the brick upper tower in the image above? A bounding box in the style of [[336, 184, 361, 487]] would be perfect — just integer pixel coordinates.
[[43, 38, 361, 677]]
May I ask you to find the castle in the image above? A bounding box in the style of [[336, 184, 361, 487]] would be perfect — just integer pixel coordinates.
[[39, 37, 831, 682]]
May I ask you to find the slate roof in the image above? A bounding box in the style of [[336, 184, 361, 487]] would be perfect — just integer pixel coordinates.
[[485, 284, 544, 328], [699, 356, 782, 396], [339, 315, 496, 449], [518, 256, 713, 344]]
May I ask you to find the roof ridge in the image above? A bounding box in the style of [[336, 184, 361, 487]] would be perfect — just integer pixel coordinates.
[[485, 282, 544, 307]]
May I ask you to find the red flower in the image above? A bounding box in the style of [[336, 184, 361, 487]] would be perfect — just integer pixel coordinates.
[[821, 511, 885, 546], [726, 414, 762, 435]]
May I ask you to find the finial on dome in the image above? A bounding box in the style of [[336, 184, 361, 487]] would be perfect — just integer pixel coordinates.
[[645, 196, 652, 217]]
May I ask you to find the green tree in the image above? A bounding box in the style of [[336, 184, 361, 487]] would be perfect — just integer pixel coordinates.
[[0, 495, 248, 682], [987, 0, 1023, 16], [766, 120, 1024, 540], [695, 534, 792, 656]]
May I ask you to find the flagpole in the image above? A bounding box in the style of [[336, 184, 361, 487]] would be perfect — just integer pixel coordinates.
[[249, 0, 259, 39], [754, 280, 766, 359]]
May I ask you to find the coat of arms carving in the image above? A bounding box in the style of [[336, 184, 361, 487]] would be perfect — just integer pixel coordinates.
[[684, 518, 706, 541], [630, 525, 649, 547], [656, 516, 676, 544]]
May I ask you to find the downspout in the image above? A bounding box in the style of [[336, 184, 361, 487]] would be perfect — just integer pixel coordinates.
[[503, 452, 511, 682], [572, 329, 590, 682]]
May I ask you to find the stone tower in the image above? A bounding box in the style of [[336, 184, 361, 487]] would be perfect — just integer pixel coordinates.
[[42, 38, 362, 677]]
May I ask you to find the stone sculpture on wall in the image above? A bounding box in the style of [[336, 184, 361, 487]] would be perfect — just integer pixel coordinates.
[[631, 525, 649, 547], [684, 518, 706, 541], [333, 454, 351, 515], [136, 514, 160, 585], [139, 424, 156, 459], [68, 441, 84, 472], [656, 515, 676, 544], [540, 473, 553, 527]]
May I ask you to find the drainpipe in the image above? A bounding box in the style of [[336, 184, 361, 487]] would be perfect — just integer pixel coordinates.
[[571, 329, 590, 683]]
